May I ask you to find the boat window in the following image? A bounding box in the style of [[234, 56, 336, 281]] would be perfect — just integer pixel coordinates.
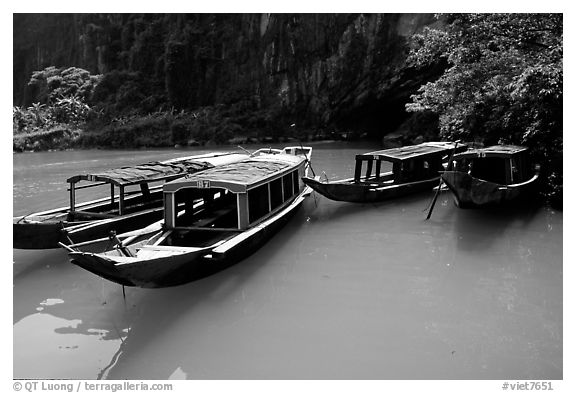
[[173, 187, 238, 229], [354, 160, 363, 182], [270, 178, 283, 210], [401, 160, 417, 181], [511, 154, 528, 182], [454, 158, 471, 173], [249, 183, 270, 223], [365, 160, 374, 179], [173, 188, 201, 227], [421, 157, 443, 179], [283, 173, 294, 201], [470, 157, 508, 184], [292, 170, 299, 195]]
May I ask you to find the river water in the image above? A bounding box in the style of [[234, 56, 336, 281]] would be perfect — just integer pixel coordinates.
[[12, 142, 562, 380]]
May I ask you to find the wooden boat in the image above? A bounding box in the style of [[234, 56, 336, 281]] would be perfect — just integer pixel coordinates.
[[13, 152, 249, 249], [63, 147, 313, 288], [302, 141, 466, 203], [440, 145, 540, 208]]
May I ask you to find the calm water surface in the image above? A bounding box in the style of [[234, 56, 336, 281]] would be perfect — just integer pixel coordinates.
[[13, 142, 562, 379]]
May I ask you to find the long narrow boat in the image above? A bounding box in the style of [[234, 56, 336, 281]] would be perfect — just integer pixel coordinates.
[[13, 152, 248, 249], [440, 145, 540, 208], [63, 147, 313, 288], [302, 141, 466, 203]]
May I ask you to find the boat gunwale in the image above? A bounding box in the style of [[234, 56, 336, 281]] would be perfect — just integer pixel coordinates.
[[441, 170, 540, 189]]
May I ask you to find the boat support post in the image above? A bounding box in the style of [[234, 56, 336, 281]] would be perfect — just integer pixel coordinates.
[[426, 140, 460, 220]]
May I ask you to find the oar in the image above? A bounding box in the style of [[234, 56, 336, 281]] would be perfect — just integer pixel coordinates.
[[426, 140, 460, 220], [237, 145, 254, 156]]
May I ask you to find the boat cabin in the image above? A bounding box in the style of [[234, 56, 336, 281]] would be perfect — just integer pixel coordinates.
[[65, 159, 216, 220], [162, 154, 307, 240], [354, 142, 464, 184], [452, 145, 533, 185]]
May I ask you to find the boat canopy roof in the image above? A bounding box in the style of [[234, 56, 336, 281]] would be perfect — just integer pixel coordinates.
[[454, 145, 528, 160], [357, 142, 464, 162], [164, 154, 305, 194], [67, 159, 215, 187]]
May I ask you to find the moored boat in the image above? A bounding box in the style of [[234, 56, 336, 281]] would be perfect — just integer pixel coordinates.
[[63, 146, 313, 288], [440, 145, 540, 208], [13, 152, 248, 249], [302, 141, 466, 203]]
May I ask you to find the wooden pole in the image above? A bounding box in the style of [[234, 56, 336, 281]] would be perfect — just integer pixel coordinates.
[[426, 140, 460, 220]]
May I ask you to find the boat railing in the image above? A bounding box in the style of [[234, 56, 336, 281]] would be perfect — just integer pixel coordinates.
[[67, 181, 109, 191], [171, 226, 242, 232], [502, 173, 540, 189], [69, 211, 117, 220]]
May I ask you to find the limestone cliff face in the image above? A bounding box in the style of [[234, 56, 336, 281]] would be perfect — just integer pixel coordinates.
[[13, 13, 441, 135]]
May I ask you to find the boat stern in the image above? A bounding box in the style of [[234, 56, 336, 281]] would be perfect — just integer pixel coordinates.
[[13, 217, 65, 249], [69, 252, 136, 286], [441, 171, 507, 208]]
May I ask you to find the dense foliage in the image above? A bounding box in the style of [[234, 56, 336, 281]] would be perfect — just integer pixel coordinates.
[[406, 14, 562, 204], [12, 67, 100, 151]]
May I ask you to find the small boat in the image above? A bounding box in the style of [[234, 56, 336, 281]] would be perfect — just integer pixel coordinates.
[[13, 152, 248, 249], [440, 145, 540, 208], [63, 146, 313, 288], [302, 141, 466, 203]]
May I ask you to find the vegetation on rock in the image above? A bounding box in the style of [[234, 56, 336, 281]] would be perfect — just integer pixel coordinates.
[[406, 13, 562, 206]]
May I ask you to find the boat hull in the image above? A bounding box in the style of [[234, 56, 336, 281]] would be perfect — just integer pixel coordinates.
[[70, 248, 206, 288], [302, 176, 439, 203], [13, 217, 73, 249], [64, 208, 165, 245], [69, 189, 312, 288], [13, 205, 165, 250], [441, 171, 539, 208], [13, 187, 164, 250]]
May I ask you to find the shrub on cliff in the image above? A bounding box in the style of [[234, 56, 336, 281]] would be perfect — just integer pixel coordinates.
[[26, 66, 101, 106]]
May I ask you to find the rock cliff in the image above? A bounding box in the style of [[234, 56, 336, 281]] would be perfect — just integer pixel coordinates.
[[13, 13, 443, 137]]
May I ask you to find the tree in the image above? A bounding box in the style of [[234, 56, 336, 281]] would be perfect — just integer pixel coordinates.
[[406, 13, 562, 203]]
